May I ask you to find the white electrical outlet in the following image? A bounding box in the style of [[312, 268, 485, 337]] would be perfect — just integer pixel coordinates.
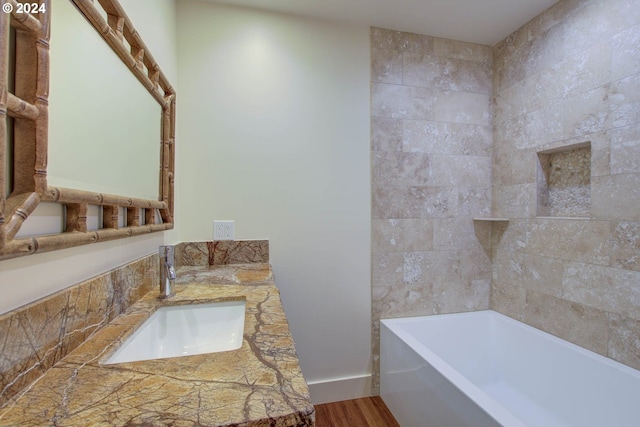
[[213, 220, 234, 240]]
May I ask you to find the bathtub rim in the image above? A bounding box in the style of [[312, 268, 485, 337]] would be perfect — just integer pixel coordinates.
[[381, 310, 527, 427], [381, 309, 640, 427]]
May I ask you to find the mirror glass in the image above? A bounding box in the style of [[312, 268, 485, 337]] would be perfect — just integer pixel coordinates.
[[47, 0, 160, 200]]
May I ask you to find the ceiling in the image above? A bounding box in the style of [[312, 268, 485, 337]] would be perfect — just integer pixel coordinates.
[[198, 0, 560, 46]]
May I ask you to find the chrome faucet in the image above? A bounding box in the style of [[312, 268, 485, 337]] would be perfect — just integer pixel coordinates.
[[159, 245, 176, 298]]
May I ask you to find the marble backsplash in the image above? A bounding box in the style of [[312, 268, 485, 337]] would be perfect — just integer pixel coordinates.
[[0, 240, 269, 409], [175, 240, 269, 266], [0, 254, 158, 408]]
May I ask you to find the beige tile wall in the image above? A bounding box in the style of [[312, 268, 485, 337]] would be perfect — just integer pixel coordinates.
[[372, 0, 640, 392], [492, 0, 640, 370], [370, 28, 494, 393]]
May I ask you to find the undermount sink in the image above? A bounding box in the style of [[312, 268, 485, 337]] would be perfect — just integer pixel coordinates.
[[103, 300, 246, 364]]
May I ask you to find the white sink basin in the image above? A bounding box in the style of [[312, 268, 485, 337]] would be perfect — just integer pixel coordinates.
[[103, 300, 246, 364]]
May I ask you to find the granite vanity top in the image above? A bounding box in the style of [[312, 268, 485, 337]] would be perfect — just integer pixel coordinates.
[[0, 263, 315, 426]]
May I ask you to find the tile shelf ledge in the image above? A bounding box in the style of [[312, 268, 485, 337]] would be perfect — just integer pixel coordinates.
[[472, 217, 510, 222]]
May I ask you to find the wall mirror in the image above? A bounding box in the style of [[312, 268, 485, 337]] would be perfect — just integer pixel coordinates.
[[0, 0, 176, 260]]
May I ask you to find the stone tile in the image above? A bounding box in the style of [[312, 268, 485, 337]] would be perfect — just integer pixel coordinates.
[[433, 37, 492, 64], [523, 290, 609, 356], [610, 72, 640, 129], [494, 104, 563, 152], [176, 241, 208, 266], [563, 0, 640, 55], [459, 247, 492, 283], [592, 174, 640, 221], [402, 52, 440, 89], [433, 279, 490, 313], [493, 149, 537, 186], [429, 155, 491, 187], [563, 85, 610, 139], [372, 185, 459, 219], [492, 184, 537, 218], [402, 250, 461, 284], [371, 151, 432, 187], [370, 27, 404, 51], [494, 252, 564, 298], [493, 25, 528, 71], [532, 61, 569, 105], [371, 117, 403, 152], [403, 53, 491, 93], [525, 0, 578, 46], [545, 40, 612, 100], [402, 120, 491, 156], [371, 48, 402, 84], [457, 187, 491, 218], [371, 83, 437, 120], [490, 282, 526, 321], [612, 23, 640, 81], [372, 284, 436, 319], [608, 313, 640, 370], [0, 311, 55, 407], [523, 24, 566, 80], [609, 221, 640, 271], [371, 219, 433, 253], [433, 218, 484, 251], [371, 252, 403, 287], [111, 255, 157, 312], [587, 131, 611, 177], [610, 122, 640, 175], [526, 218, 611, 265], [493, 79, 532, 124], [524, 104, 565, 148], [399, 31, 434, 55], [494, 40, 528, 92], [494, 114, 527, 153], [372, 83, 490, 125], [496, 24, 565, 92], [208, 240, 269, 265], [432, 91, 491, 126], [562, 262, 640, 320]]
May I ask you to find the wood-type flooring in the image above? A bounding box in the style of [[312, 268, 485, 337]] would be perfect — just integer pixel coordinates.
[[314, 396, 401, 427]]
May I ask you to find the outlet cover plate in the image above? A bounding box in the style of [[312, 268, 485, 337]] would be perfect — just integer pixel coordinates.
[[213, 220, 234, 240]]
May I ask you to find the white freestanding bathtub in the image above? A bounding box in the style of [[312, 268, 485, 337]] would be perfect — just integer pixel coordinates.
[[380, 310, 640, 427]]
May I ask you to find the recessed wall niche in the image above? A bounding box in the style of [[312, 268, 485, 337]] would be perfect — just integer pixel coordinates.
[[537, 143, 591, 217]]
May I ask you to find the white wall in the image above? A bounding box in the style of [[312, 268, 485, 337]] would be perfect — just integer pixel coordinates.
[[0, 0, 178, 314], [176, 1, 372, 403]]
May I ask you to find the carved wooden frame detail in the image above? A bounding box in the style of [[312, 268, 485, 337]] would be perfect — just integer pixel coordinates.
[[0, 0, 175, 260]]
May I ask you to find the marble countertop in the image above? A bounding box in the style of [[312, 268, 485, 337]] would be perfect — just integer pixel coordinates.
[[0, 263, 315, 426]]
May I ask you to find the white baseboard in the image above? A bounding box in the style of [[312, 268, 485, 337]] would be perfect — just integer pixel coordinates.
[[307, 374, 372, 405]]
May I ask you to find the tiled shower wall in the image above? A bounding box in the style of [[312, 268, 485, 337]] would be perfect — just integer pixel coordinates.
[[492, 0, 640, 370], [370, 28, 494, 393], [371, 0, 640, 392]]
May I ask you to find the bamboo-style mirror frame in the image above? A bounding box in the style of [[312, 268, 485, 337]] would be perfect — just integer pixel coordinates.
[[0, 0, 175, 260]]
